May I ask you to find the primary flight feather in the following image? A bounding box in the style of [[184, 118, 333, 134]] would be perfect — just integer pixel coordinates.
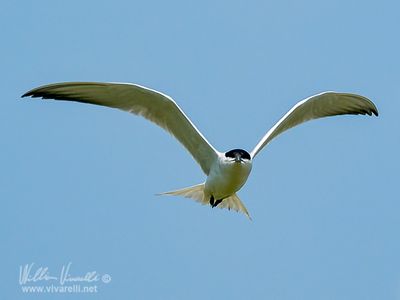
[[22, 82, 378, 219]]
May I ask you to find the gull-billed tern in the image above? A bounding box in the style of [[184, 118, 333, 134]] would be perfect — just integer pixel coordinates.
[[22, 82, 378, 219]]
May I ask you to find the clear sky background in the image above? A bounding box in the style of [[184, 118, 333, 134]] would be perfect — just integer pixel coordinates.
[[2, 0, 399, 299]]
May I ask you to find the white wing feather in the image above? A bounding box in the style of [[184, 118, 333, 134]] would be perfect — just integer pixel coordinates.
[[251, 92, 378, 158], [22, 82, 219, 174]]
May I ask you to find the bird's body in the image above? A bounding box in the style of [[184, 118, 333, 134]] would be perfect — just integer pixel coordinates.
[[22, 82, 378, 219], [205, 150, 252, 201]]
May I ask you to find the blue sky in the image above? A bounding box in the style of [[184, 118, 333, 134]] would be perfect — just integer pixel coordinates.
[[2, 0, 399, 299]]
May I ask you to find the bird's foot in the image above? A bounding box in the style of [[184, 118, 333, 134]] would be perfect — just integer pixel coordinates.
[[210, 196, 223, 208]]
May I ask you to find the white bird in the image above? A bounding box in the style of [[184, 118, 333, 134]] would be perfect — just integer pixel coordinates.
[[22, 82, 378, 219]]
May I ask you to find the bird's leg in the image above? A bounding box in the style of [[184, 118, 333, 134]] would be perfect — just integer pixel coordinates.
[[214, 199, 223, 207], [210, 195, 215, 207], [210, 195, 223, 208]]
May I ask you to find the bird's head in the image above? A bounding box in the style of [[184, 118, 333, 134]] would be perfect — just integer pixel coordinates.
[[224, 149, 251, 163]]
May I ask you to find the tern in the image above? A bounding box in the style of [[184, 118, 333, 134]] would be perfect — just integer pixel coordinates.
[[22, 82, 378, 219]]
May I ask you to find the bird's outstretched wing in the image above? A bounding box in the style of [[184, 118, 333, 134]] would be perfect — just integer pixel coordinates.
[[251, 92, 378, 158], [22, 82, 219, 174]]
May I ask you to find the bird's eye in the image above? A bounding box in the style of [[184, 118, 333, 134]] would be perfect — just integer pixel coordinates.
[[225, 150, 237, 158], [240, 151, 251, 160]]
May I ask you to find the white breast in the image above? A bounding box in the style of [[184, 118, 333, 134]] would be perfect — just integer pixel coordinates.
[[204, 154, 252, 200]]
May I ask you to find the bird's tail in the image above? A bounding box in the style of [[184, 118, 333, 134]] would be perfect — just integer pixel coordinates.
[[158, 183, 207, 205], [158, 183, 251, 219]]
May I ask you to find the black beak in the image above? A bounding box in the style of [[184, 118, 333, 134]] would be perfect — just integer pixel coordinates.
[[234, 154, 243, 163]]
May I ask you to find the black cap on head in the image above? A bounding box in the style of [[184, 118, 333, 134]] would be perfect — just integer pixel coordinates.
[[225, 149, 251, 160]]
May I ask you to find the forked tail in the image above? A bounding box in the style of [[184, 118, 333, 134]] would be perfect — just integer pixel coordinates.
[[158, 183, 251, 219]]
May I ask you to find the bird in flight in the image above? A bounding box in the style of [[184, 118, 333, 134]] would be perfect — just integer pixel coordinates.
[[22, 82, 378, 219]]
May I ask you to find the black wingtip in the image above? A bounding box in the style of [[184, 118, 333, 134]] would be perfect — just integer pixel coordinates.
[[21, 90, 46, 99], [21, 89, 37, 98]]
